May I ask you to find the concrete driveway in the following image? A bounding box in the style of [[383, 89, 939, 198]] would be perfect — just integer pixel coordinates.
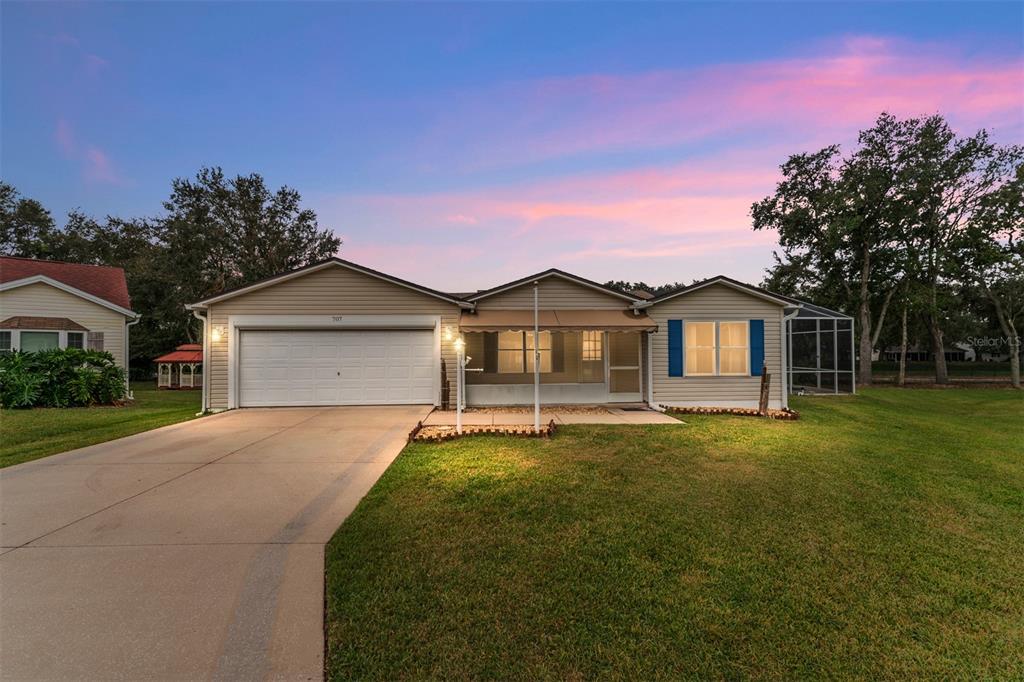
[[0, 405, 429, 681]]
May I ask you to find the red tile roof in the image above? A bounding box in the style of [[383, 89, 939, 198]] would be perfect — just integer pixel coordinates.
[[154, 344, 203, 363], [0, 256, 133, 311]]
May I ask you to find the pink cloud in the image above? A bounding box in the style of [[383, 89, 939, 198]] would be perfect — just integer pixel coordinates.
[[411, 35, 1023, 170], [54, 119, 76, 157], [445, 214, 478, 225], [312, 35, 1023, 289], [53, 119, 125, 185]]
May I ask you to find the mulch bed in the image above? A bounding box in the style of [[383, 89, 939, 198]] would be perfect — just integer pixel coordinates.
[[662, 406, 800, 421], [409, 420, 558, 442], [440, 406, 612, 415]]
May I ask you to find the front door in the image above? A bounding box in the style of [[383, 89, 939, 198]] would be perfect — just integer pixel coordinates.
[[608, 332, 641, 399]]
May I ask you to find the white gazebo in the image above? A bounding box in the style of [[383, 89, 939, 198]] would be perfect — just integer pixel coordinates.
[[154, 343, 204, 389]]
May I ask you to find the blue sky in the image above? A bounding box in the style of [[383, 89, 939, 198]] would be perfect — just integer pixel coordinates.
[[3, 2, 1022, 290]]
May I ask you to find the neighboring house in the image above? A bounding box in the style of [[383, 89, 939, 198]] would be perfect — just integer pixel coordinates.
[[187, 258, 795, 412], [0, 257, 140, 387], [875, 342, 976, 363]]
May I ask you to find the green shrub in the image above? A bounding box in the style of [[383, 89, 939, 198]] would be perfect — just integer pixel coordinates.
[[0, 348, 127, 409]]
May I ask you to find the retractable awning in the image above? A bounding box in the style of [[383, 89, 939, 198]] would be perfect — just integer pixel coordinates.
[[459, 309, 657, 332]]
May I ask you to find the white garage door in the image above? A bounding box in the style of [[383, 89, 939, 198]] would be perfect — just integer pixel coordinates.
[[238, 329, 435, 407]]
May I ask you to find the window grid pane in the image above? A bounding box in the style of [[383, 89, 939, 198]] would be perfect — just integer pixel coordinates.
[[67, 332, 85, 349], [684, 322, 716, 375], [0, 331, 10, 352], [582, 331, 603, 361], [719, 322, 749, 375]]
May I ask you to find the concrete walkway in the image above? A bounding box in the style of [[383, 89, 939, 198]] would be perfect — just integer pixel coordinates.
[[0, 405, 429, 681], [423, 406, 679, 426]]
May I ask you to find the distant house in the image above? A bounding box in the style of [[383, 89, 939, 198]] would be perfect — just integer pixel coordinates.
[[876, 342, 975, 363], [154, 343, 203, 389], [0, 257, 140, 386]]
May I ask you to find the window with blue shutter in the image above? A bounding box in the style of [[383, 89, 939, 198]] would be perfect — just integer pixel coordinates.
[[668, 319, 683, 377], [749, 319, 765, 376]]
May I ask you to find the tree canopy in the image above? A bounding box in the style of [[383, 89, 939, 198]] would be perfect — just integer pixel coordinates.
[[0, 169, 341, 370]]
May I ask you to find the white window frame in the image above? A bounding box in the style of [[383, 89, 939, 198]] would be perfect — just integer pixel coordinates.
[[684, 321, 717, 376], [718, 321, 750, 376], [3, 329, 89, 352]]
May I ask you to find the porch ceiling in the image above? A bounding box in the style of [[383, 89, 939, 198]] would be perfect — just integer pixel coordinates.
[[459, 309, 656, 332]]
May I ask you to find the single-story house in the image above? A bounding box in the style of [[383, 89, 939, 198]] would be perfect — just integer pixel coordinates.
[[186, 258, 798, 412], [0, 257, 140, 384]]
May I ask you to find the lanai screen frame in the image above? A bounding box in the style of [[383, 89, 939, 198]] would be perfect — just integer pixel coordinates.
[[786, 301, 856, 395]]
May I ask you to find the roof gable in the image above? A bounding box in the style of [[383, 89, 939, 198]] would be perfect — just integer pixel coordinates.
[[639, 276, 795, 308], [466, 269, 639, 304], [187, 257, 471, 308], [0, 257, 132, 310]]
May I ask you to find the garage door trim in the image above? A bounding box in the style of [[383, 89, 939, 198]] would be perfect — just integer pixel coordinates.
[[225, 315, 441, 409]]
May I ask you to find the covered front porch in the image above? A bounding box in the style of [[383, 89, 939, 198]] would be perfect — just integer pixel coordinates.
[[458, 309, 655, 406]]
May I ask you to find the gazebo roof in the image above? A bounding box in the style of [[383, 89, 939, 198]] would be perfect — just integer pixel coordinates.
[[154, 344, 203, 363]]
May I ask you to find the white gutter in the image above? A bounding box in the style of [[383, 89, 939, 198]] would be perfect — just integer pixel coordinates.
[[125, 315, 141, 400], [781, 306, 802, 409], [191, 309, 209, 414]]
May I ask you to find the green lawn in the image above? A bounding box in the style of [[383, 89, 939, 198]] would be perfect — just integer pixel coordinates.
[[326, 388, 1024, 680], [0, 384, 202, 468]]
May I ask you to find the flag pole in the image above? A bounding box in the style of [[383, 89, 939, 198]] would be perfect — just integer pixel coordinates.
[[534, 280, 540, 433]]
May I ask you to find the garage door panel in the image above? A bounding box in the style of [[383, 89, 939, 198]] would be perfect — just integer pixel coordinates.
[[239, 329, 435, 407]]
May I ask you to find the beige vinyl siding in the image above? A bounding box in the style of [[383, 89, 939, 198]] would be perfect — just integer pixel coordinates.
[[647, 284, 785, 408], [0, 283, 128, 368], [475, 277, 633, 310], [205, 266, 460, 410]]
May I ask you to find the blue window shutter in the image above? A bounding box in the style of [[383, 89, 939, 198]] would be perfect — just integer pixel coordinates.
[[750, 319, 765, 376], [668, 320, 683, 377]]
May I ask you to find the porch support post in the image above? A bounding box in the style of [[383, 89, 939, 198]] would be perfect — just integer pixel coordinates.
[[533, 281, 540, 433]]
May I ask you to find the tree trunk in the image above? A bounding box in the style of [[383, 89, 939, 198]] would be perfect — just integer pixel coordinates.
[[987, 288, 1021, 389], [858, 300, 874, 386], [928, 316, 949, 384], [1010, 339, 1021, 390], [857, 245, 874, 386], [898, 304, 908, 387]]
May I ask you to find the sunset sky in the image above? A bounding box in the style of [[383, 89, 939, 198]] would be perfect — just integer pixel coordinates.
[[3, 2, 1022, 291]]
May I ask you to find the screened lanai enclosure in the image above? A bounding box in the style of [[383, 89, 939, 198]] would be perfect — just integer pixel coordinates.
[[786, 301, 856, 394]]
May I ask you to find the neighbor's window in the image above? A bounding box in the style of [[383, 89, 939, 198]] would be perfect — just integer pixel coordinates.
[[685, 322, 716, 376], [718, 322, 749, 375], [497, 331, 552, 373], [0, 331, 10, 353], [67, 332, 85, 349], [525, 331, 552, 373], [581, 330, 603, 361], [87, 331, 105, 351]]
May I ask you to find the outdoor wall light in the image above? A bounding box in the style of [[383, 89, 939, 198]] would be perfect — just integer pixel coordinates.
[[211, 326, 225, 343], [444, 326, 454, 342]]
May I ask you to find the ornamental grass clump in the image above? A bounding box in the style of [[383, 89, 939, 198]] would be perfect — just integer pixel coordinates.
[[0, 348, 127, 409]]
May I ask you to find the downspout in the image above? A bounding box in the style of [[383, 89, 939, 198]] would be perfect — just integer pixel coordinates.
[[781, 306, 801, 409], [191, 308, 208, 414], [125, 315, 141, 400]]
